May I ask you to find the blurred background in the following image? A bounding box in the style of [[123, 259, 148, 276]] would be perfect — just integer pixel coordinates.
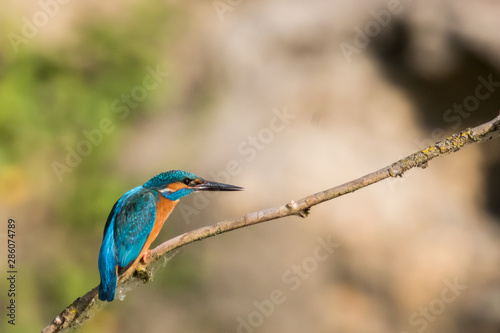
[[1, 0, 500, 332]]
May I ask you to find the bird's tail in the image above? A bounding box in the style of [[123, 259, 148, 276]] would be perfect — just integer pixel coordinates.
[[98, 227, 117, 302]]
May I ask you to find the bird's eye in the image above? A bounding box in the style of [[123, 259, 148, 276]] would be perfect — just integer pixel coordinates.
[[183, 178, 191, 185]]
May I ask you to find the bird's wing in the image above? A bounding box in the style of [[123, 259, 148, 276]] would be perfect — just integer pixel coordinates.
[[112, 187, 158, 268]]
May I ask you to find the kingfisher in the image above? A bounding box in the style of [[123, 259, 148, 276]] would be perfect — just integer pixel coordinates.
[[98, 170, 242, 302]]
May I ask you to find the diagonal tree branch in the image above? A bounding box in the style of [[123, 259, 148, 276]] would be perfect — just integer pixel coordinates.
[[42, 113, 500, 333]]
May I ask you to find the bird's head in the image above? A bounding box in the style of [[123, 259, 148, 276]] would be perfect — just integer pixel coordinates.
[[143, 170, 243, 201]]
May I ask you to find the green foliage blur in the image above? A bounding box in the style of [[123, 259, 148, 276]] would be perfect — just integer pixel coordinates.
[[0, 3, 199, 332]]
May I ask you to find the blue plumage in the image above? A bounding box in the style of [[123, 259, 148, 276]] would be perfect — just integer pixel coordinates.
[[98, 211, 117, 302], [143, 170, 198, 189], [98, 170, 243, 302], [98, 186, 158, 301]]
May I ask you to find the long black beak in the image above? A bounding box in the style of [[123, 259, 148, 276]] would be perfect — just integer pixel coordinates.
[[194, 180, 243, 191]]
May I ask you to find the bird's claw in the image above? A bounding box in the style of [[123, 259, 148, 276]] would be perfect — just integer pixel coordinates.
[[141, 250, 150, 263]]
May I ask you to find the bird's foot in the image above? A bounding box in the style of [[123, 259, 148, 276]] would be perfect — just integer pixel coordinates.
[[141, 250, 150, 263]]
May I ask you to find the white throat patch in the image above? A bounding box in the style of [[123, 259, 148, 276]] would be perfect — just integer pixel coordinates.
[[159, 188, 172, 195]]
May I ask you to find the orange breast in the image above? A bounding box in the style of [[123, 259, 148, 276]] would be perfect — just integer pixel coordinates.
[[146, 196, 178, 249], [127, 196, 178, 270]]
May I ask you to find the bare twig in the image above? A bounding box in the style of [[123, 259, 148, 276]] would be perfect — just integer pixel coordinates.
[[42, 113, 500, 333]]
